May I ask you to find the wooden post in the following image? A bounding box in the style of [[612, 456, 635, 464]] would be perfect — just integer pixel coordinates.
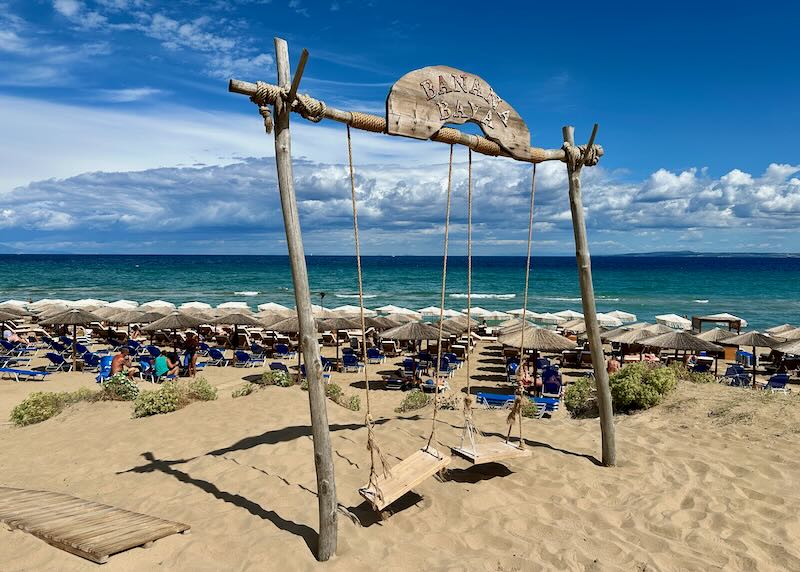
[[563, 125, 617, 467], [272, 37, 338, 561]]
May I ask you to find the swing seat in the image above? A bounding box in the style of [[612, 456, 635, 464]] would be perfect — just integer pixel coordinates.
[[359, 446, 451, 511], [451, 441, 531, 464]]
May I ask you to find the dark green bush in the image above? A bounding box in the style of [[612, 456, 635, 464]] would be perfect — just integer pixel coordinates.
[[609, 363, 677, 413], [344, 394, 360, 411], [133, 381, 185, 418], [325, 382, 343, 402], [261, 370, 293, 387], [564, 376, 597, 417]]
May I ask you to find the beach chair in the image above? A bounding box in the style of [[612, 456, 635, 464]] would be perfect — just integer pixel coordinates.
[[320, 357, 333, 372], [381, 340, 399, 357], [81, 352, 101, 372], [476, 392, 516, 409], [321, 332, 336, 346], [342, 353, 363, 373], [274, 343, 296, 359], [384, 377, 409, 390], [0, 356, 31, 369], [45, 353, 72, 372], [145, 345, 161, 358], [444, 352, 462, 369], [506, 361, 519, 383], [762, 373, 790, 394], [95, 356, 114, 383], [722, 365, 750, 387], [269, 362, 289, 372], [541, 367, 563, 399], [690, 362, 711, 373], [206, 348, 229, 367], [234, 350, 265, 368], [437, 357, 453, 378], [536, 357, 551, 371], [139, 359, 157, 383], [366, 347, 384, 364], [198, 342, 211, 356], [250, 343, 267, 359], [533, 396, 560, 413], [0, 368, 51, 382], [401, 358, 416, 381]]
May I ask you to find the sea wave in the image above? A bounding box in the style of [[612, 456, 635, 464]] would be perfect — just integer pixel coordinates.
[[234, 291, 259, 296], [449, 293, 516, 299], [694, 299, 709, 303], [539, 296, 582, 302], [334, 293, 379, 299]]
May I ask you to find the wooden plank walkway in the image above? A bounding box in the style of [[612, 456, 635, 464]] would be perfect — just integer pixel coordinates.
[[0, 487, 190, 564]]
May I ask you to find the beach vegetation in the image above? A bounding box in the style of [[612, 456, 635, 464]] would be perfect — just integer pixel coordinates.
[[395, 389, 431, 413], [133, 381, 186, 417], [521, 399, 542, 418], [10, 388, 100, 427], [261, 370, 293, 387], [564, 376, 598, 417], [668, 363, 716, 384], [609, 363, 678, 413], [187, 377, 217, 401], [232, 383, 257, 398], [321, 382, 360, 411], [101, 372, 140, 401], [344, 394, 361, 411], [324, 382, 343, 401]]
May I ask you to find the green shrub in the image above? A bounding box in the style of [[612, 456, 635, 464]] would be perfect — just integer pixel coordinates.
[[261, 370, 293, 387], [10, 388, 100, 426], [344, 394, 360, 411], [325, 382, 343, 402], [133, 381, 185, 418], [300, 378, 309, 391], [187, 377, 217, 401], [609, 363, 677, 413], [564, 376, 597, 417], [232, 383, 256, 398], [11, 392, 65, 426], [395, 389, 431, 413], [101, 372, 140, 401], [521, 400, 541, 418], [668, 363, 716, 384]]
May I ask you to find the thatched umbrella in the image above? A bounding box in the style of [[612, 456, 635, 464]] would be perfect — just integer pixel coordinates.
[[724, 331, 783, 383], [381, 321, 441, 341], [778, 328, 800, 341], [92, 306, 126, 320], [108, 309, 165, 340], [384, 313, 418, 324], [0, 304, 30, 317], [0, 309, 22, 341], [212, 312, 262, 349], [40, 308, 102, 370], [371, 316, 401, 330], [602, 322, 651, 341], [775, 338, 800, 355], [143, 311, 206, 351], [497, 318, 537, 336], [497, 327, 576, 382], [766, 323, 795, 335], [696, 327, 735, 343], [561, 318, 587, 335], [642, 323, 675, 336], [640, 331, 723, 370]]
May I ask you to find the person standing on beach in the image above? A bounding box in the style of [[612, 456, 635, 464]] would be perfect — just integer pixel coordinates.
[[184, 332, 199, 377]]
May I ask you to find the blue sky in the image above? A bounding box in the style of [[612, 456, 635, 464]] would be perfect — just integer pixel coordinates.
[[1, 0, 798, 255]]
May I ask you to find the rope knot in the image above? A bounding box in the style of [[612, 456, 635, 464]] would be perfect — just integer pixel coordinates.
[[290, 92, 327, 123], [249, 81, 276, 134], [561, 142, 600, 168]]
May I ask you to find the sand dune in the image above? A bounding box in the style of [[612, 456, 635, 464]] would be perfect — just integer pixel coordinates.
[[1, 343, 799, 571]]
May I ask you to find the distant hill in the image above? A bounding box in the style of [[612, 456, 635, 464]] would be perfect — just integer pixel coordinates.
[[616, 251, 799, 258]]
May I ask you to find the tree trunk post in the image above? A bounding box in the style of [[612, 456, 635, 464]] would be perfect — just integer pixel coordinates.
[[562, 125, 617, 467], [272, 37, 338, 561]]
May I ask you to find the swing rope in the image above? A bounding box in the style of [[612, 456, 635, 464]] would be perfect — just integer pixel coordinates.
[[506, 163, 537, 446], [426, 144, 455, 452], [461, 149, 479, 449], [346, 126, 389, 509]]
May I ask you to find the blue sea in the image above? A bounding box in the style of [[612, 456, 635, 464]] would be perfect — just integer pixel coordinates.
[[1, 255, 798, 330]]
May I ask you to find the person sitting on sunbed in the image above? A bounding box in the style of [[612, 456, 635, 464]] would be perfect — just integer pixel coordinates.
[[155, 352, 180, 378], [111, 348, 139, 381]]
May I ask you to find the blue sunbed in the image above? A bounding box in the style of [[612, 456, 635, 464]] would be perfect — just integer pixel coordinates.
[[0, 368, 51, 382]]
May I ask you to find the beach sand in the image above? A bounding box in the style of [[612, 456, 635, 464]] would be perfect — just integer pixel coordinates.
[[1, 342, 799, 571]]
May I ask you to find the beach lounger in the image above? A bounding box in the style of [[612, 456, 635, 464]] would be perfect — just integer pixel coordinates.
[[381, 340, 399, 357], [762, 373, 790, 393], [0, 368, 50, 382], [45, 353, 72, 372], [206, 348, 229, 367], [250, 343, 267, 359], [95, 356, 114, 383], [722, 365, 750, 387], [274, 343, 296, 359], [420, 378, 449, 392], [533, 396, 560, 412], [384, 377, 409, 390], [366, 347, 384, 364], [476, 392, 516, 409], [234, 351, 265, 368], [269, 362, 289, 372], [342, 354, 363, 373]]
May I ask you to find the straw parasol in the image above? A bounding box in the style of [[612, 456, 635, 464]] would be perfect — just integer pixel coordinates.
[[775, 338, 800, 355], [92, 306, 126, 320], [381, 321, 441, 341], [601, 322, 651, 341], [725, 331, 783, 381], [143, 311, 206, 351], [642, 323, 675, 336], [0, 304, 30, 317], [371, 316, 401, 330], [696, 327, 735, 343], [613, 328, 663, 346], [40, 308, 103, 370], [212, 312, 262, 349], [640, 330, 723, 354], [108, 309, 166, 339], [778, 328, 800, 341], [497, 327, 576, 381], [561, 318, 587, 334], [497, 318, 536, 336], [765, 323, 795, 335]]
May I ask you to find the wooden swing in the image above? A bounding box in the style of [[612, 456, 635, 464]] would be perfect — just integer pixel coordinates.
[[345, 127, 451, 511], [450, 150, 532, 465]]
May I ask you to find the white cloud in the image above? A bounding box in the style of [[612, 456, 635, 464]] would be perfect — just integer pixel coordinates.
[[53, 0, 82, 17], [95, 87, 164, 102]]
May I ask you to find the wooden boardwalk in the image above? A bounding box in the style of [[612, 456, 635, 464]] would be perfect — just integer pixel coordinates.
[[0, 487, 190, 564]]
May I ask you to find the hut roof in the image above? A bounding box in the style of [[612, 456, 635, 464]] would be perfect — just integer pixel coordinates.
[[640, 331, 723, 352], [380, 321, 441, 341], [497, 327, 576, 351]]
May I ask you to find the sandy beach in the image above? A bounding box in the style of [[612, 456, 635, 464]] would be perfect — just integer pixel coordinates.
[[1, 341, 798, 571]]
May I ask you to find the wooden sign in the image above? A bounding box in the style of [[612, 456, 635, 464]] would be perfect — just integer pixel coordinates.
[[386, 66, 531, 160]]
